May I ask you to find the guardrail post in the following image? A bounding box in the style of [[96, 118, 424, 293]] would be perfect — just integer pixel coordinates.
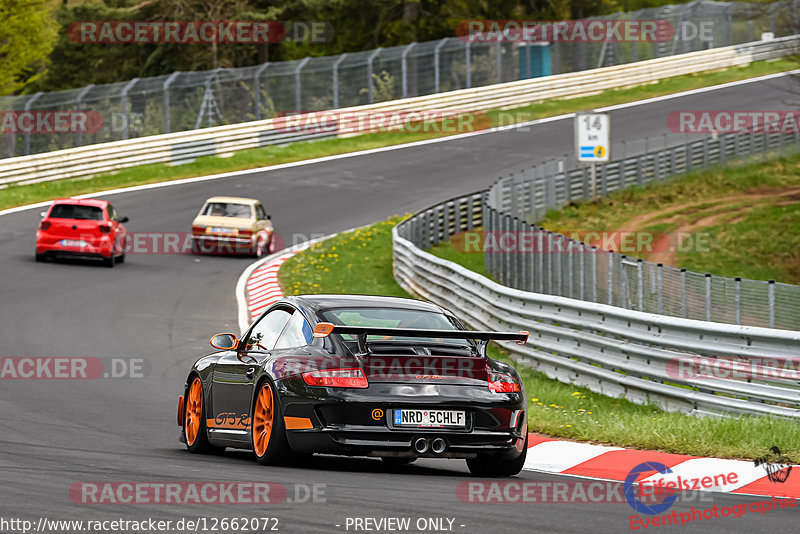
[[720, 134, 727, 168], [22, 92, 43, 155], [254, 62, 271, 119], [702, 136, 709, 168], [401, 44, 416, 99], [120, 78, 139, 140], [163, 71, 180, 134], [295, 57, 311, 112], [74, 85, 94, 148], [769, 279, 776, 328], [332, 54, 347, 109], [680, 268, 687, 318], [434, 40, 447, 94], [735, 276, 741, 325], [600, 164, 608, 196], [761, 130, 767, 162]]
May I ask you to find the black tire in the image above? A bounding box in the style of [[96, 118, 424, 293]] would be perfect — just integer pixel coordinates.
[[35, 253, 46, 263], [117, 253, 125, 264], [252, 378, 291, 465], [103, 254, 115, 268], [466, 434, 528, 477], [183, 376, 224, 455]]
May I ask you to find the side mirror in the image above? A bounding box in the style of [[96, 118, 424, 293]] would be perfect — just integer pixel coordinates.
[[266, 214, 271, 220], [210, 333, 238, 350], [119, 216, 129, 223]]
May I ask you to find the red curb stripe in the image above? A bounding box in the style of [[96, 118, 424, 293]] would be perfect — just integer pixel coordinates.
[[561, 449, 699, 481], [732, 468, 800, 499], [527, 433, 557, 448]]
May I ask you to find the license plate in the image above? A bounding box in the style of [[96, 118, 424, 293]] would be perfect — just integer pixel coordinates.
[[393, 409, 466, 428], [209, 227, 236, 235], [60, 239, 88, 247]]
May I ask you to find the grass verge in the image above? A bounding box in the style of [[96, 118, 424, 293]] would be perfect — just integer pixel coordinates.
[[1, 58, 795, 212], [278, 215, 800, 460]]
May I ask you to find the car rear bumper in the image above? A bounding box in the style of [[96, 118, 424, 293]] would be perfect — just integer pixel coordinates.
[[191, 234, 254, 253], [36, 241, 112, 258]]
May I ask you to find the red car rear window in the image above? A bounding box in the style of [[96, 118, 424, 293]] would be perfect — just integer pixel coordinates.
[[49, 204, 104, 221]]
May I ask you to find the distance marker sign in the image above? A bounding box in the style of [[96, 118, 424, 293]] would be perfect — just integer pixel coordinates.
[[575, 112, 610, 162]]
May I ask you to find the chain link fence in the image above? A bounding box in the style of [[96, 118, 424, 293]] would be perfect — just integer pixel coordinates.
[[484, 129, 800, 330], [2, 0, 799, 159]]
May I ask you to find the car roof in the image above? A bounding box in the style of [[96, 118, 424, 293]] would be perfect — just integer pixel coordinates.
[[203, 196, 260, 205], [284, 294, 450, 317], [52, 198, 108, 208]]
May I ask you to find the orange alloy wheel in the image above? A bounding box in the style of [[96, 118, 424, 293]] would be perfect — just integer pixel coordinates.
[[253, 382, 274, 456], [185, 377, 203, 446]]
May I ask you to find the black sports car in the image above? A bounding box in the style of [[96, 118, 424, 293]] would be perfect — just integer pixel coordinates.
[[178, 294, 529, 476]]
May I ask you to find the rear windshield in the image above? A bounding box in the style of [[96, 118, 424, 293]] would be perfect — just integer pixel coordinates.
[[49, 204, 104, 221], [321, 307, 467, 345], [201, 202, 252, 218]]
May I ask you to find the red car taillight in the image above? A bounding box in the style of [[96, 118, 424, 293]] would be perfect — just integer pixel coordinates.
[[39, 221, 51, 231], [302, 368, 368, 388], [99, 224, 112, 234], [192, 225, 204, 235], [488, 372, 521, 393]]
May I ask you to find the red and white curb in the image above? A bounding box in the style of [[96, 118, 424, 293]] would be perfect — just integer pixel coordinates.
[[235, 243, 798, 500], [524, 434, 799, 499]]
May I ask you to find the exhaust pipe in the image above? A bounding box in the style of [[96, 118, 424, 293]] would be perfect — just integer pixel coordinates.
[[431, 438, 446, 454], [413, 437, 429, 454]]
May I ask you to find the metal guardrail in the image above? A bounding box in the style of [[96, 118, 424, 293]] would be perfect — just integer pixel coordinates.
[[393, 194, 800, 418], [1, 35, 798, 189], [485, 129, 800, 330], [3, 0, 795, 159]]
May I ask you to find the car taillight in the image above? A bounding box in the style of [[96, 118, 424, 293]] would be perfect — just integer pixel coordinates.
[[488, 372, 521, 393], [192, 225, 204, 234], [302, 368, 368, 388], [39, 221, 51, 231], [238, 228, 253, 236], [99, 224, 112, 234]]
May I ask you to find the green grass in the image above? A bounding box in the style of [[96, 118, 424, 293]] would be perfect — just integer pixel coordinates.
[[539, 152, 800, 283], [1, 58, 795, 212], [277, 214, 800, 460]]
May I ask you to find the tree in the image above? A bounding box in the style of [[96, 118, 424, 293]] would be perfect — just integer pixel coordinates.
[[0, 0, 58, 96]]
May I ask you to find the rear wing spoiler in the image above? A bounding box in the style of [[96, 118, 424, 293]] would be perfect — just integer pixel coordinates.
[[312, 322, 528, 354]]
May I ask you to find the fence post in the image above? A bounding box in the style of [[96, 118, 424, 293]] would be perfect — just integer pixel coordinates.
[[434, 40, 447, 94], [579, 243, 585, 300], [120, 78, 139, 140], [496, 41, 502, 83], [769, 279, 776, 328], [254, 62, 271, 119], [554, 235, 562, 295], [537, 229, 544, 293], [401, 44, 416, 99], [567, 241, 574, 298], [465, 41, 472, 89], [637, 259, 644, 311], [74, 85, 94, 148], [657, 263, 663, 314], [720, 134, 727, 168], [163, 71, 180, 134], [705, 273, 712, 322], [22, 92, 43, 155], [367, 48, 382, 104], [591, 247, 598, 302], [295, 57, 311, 112], [608, 252, 614, 306], [735, 276, 741, 325], [332, 54, 347, 108], [680, 268, 687, 318]]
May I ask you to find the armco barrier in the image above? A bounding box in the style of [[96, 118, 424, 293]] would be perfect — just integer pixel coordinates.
[[2, 36, 798, 188], [393, 194, 800, 418]]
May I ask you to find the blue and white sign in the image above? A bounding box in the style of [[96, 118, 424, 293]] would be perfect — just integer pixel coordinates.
[[575, 112, 610, 162]]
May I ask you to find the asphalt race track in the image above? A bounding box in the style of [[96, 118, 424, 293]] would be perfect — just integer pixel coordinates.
[[1, 74, 798, 533]]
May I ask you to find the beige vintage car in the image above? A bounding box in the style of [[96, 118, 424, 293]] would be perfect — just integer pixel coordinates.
[[191, 196, 276, 256]]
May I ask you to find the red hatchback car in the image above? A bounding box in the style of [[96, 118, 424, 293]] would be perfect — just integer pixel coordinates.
[[36, 198, 129, 267]]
